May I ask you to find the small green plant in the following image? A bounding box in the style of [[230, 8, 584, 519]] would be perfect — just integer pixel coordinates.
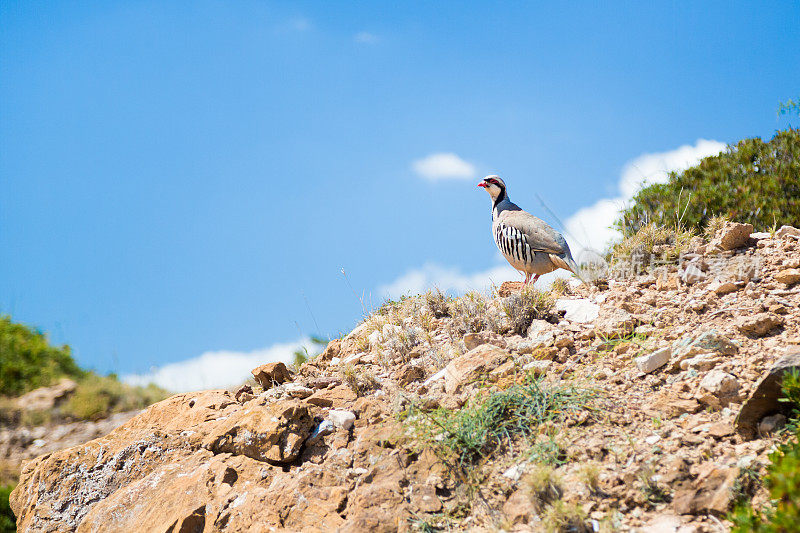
[[730, 370, 800, 531], [638, 467, 669, 505], [528, 433, 568, 466], [404, 375, 592, 471], [778, 97, 800, 117], [291, 335, 327, 367], [0, 484, 15, 533]]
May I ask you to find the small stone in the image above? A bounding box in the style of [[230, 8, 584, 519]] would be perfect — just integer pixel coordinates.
[[776, 225, 800, 239], [284, 384, 313, 399], [443, 344, 510, 394], [709, 222, 754, 251], [708, 279, 739, 295], [636, 347, 671, 374], [463, 333, 484, 350], [645, 435, 661, 445], [251, 362, 292, 389], [234, 384, 254, 402], [397, 365, 425, 386], [700, 370, 740, 396], [736, 313, 784, 337], [774, 268, 800, 286], [681, 264, 706, 285], [698, 370, 740, 407], [555, 298, 600, 323], [328, 410, 356, 430], [758, 414, 787, 436], [708, 422, 734, 438], [523, 360, 552, 376]]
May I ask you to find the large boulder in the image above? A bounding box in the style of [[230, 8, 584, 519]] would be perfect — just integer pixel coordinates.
[[9, 390, 382, 532], [736, 348, 800, 440]]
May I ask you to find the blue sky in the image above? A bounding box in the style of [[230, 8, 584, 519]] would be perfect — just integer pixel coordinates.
[[1, 1, 798, 390]]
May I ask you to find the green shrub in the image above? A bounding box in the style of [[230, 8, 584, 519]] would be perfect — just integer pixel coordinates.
[[617, 128, 800, 236], [0, 484, 14, 533], [730, 370, 800, 532], [62, 373, 168, 421], [0, 316, 83, 396], [404, 375, 592, 471]]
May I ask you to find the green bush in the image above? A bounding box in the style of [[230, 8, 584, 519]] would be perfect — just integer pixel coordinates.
[[62, 373, 168, 421], [617, 128, 800, 236], [730, 370, 800, 532], [0, 484, 14, 533], [0, 316, 83, 396], [404, 375, 592, 471]]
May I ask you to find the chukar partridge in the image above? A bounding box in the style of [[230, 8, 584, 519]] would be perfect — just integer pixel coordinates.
[[478, 175, 578, 285]]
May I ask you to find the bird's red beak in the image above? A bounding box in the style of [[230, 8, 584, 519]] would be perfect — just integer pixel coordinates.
[[477, 181, 487, 188]]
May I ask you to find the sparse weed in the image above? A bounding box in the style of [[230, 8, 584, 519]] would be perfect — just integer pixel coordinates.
[[610, 222, 694, 276], [447, 291, 492, 334], [577, 462, 601, 495], [500, 286, 557, 335], [341, 364, 380, 396], [425, 289, 451, 318], [523, 464, 562, 510], [637, 467, 669, 505], [529, 433, 569, 466], [541, 499, 589, 533], [703, 214, 730, 239]]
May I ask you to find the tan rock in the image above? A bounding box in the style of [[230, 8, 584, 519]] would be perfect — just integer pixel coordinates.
[[251, 361, 292, 388], [708, 279, 739, 295], [443, 344, 511, 394], [736, 313, 784, 337], [593, 308, 636, 339], [775, 268, 800, 285], [202, 400, 313, 463], [305, 385, 358, 408], [673, 465, 738, 515], [15, 378, 77, 411], [775, 225, 800, 239], [503, 488, 535, 525], [708, 222, 754, 251]]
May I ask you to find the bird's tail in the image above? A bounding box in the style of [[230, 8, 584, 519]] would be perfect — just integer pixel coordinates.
[[550, 254, 585, 283]]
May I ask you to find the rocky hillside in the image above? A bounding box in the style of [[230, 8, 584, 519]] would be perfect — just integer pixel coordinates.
[[10, 223, 800, 532]]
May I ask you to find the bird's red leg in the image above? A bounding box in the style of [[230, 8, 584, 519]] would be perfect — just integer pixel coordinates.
[[522, 273, 531, 285], [531, 274, 540, 286]]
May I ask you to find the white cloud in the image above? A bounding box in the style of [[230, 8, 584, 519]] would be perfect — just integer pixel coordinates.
[[412, 153, 476, 181], [122, 339, 313, 393], [354, 31, 379, 44], [564, 139, 726, 254]]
